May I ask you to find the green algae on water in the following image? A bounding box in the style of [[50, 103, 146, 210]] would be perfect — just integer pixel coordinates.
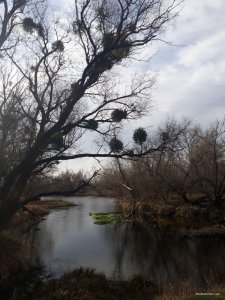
[[89, 212, 119, 225]]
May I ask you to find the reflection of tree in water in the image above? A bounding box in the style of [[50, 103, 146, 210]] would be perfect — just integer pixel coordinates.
[[21, 226, 43, 269], [102, 220, 225, 286], [29, 196, 225, 286], [111, 220, 127, 280], [35, 227, 54, 270]]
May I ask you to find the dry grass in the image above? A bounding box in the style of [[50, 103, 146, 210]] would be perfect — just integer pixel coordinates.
[[7, 199, 75, 236], [9, 199, 75, 226], [9, 268, 225, 300], [156, 281, 225, 300], [28, 199, 75, 210], [117, 197, 225, 237], [156, 282, 196, 300], [11, 268, 160, 300]]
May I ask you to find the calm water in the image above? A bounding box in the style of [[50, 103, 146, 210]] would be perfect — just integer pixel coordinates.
[[32, 196, 225, 285]]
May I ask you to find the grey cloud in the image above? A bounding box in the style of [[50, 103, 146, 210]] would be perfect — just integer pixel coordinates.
[[146, 0, 225, 127]]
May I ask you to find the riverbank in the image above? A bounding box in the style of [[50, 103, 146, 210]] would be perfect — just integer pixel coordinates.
[[1, 196, 225, 299], [117, 197, 225, 238], [8, 199, 76, 235], [0, 199, 76, 283], [8, 267, 225, 300]]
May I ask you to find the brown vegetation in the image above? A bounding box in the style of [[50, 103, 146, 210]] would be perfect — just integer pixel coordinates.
[[8, 268, 225, 300], [7, 199, 75, 234], [117, 196, 225, 237], [10, 268, 159, 300], [96, 118, 225, 229], [27, 199, 76, 210]]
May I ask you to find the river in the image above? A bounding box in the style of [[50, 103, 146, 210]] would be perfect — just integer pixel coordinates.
[[31, 196, 225, 286]]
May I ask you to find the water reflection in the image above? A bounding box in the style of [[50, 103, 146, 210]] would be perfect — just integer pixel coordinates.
[[32, 196, 225, 286]]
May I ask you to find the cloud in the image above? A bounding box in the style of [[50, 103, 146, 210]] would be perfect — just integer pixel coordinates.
[[178, 30, 225, 67], [57, 0, 225, 171], [146, 0, 225, 126], [166, 0, 225, 44]]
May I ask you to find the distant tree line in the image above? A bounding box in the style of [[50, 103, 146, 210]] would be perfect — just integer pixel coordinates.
[[95, 118, 225, 210], [24, 170, 94, 199]]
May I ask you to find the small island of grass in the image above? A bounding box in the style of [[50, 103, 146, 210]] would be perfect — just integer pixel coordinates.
[[89, 212, 119, 225]]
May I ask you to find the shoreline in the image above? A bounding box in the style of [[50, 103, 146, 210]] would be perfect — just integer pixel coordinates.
[[117, 197, 225, 238], [1, 197, 225, 299], [0, 199, 76, 284]]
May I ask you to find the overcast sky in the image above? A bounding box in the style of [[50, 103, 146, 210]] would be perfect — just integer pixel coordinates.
[[144, 0, 225, 126], [57, 0, 225, 172]]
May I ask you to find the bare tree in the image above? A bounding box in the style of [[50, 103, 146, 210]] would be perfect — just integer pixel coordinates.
[[128, 118, 192, 204], [0, 0, 39, 52], [117, 118, 225, 209], [0, 0, 179, 228], [189, 120, 225, 207]]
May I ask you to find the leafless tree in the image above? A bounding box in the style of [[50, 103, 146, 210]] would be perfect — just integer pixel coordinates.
[[189, 120, 225, 207], [0, 0, 179, 228], [113, 118, 225, 209], [0, 0, 42, 52]]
